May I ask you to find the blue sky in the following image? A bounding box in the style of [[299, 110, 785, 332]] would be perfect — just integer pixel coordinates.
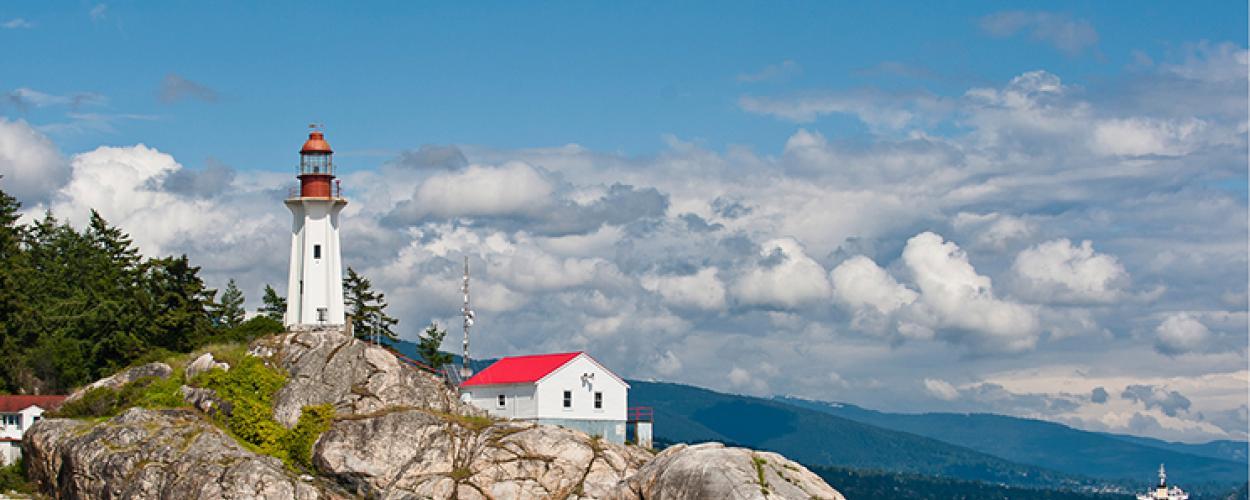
[[7, 2, 1245, 167], [2, 2, 1247, 443]]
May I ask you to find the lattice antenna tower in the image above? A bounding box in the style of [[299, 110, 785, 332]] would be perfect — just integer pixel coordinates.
[[460, 256, 475, 378]]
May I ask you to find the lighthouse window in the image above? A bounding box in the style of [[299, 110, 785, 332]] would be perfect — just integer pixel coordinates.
[[313, 244, 321, 259]]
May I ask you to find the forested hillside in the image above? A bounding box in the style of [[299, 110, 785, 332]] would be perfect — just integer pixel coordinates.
[[0, 187, 283, 395]]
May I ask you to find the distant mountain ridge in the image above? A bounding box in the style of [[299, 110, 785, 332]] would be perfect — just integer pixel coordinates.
[[774, 396, 1248, 485]]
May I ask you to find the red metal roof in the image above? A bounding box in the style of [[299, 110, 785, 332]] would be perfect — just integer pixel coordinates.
[[460, 352, 582, 387], [0, 395, 66, 413], [300, 130, 333, 154]]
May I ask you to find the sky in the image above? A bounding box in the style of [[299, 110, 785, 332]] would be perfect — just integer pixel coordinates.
[[1, 2, 1247, 443]]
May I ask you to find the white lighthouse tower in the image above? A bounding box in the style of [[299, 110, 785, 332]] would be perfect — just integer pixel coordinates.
[[284, 127, 347, 329]]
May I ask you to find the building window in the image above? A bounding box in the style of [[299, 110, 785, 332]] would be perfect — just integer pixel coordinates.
[[313, 244, 322, 259], [594, 392, 603, 409], [563, 390, 572, 408], [1, 414, 17, 429], [497, 394, 506, 408]]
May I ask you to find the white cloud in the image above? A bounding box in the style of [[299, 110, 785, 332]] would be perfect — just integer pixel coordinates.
[[397, 162, 554, 220], [640, 267, 728, 311], [830, 256, 917, 315], [979, 11, 1099, 55], [2, 18, 34, 29], [732, 237, 832, 309], [1091, 117, 1209, 156], [0, 118, 68, 204], [924, 378, 960, 401], [903, 232, 1040, 352], [1011, 238, 1129, 304], [740, 91, 920, 130], [1154, 313, 1211, 356], [952, 212, 1035, 250]]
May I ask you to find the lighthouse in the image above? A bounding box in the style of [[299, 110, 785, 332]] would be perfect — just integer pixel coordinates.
[[284, 127, 347, 329]]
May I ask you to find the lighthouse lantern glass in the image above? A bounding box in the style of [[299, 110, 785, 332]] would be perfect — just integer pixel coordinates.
[[301, 153, 332, 176]]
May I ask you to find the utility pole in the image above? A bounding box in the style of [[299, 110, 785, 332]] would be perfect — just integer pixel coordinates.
[[461, 256, 474, 378]]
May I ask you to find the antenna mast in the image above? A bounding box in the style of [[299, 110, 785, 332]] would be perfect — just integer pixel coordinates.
[[460, 256, 474, 378]]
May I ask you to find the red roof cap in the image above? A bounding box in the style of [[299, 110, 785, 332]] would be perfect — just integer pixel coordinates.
[[300, 130, 333, 154], [0, 395, 66, 413], [460, 352, 582, 387]]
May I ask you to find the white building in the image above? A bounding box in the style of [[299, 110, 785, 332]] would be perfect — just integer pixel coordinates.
[[285, 129, 348, 328], [460, 352, 631, 443], [0, 395, 65, 466]]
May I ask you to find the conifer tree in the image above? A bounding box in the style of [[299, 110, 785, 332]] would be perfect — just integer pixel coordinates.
[[343, 267, 397, 342], [217, 279, 246, 329], [416, 323, 453, 368], [258, 284, 286, 321]]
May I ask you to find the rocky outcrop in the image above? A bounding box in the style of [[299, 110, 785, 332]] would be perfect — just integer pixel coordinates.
[[185, 352, 230, 380], [257, 329, 480, 427], [314, 408, 652, 499], [27, 331, 844, 500], [63, 362, 172, 403], [23, 407, 338, 499], [605, 442, 844, 500]]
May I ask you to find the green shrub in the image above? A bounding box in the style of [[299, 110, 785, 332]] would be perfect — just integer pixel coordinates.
[[0, 458, 32, 493], [193, 356, 335, 471], [286, 404, 335, 469]]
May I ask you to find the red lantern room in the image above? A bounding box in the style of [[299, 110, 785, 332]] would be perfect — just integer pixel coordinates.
[[298, 128, 335, 197]]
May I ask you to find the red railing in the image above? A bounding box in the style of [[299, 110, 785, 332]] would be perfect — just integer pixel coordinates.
[[628, 406, 653, 422], [286, 182, 344, 199]]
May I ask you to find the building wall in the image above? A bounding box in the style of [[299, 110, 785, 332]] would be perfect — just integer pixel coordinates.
[[536, 418, 626, 444], [464, 384, 537, 420], [285, 198, 347, 327], [534, 355, 628, 422], [0, 405, 49, 465]]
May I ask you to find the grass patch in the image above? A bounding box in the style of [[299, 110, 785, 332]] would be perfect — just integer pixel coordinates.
[[752, 455, 771, 495], [54, 370, 190, 419]]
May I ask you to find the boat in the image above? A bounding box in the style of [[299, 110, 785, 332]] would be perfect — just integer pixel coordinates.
[[1136, 464, 1189, 500]]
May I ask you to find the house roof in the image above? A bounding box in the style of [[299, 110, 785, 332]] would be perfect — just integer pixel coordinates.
[[0, 395, 66, 413], [460, 352, 583, 387]]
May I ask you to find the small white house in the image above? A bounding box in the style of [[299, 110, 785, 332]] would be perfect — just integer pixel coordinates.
[[0, 395, 65, 466], [460, 352, 630, 443]]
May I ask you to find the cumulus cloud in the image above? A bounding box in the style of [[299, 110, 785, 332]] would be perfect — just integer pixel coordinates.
[[1153, 313, 1212, 356], [640, 267, 727, 311], [159, 74, 219, 103], [979, 11, 1099, 55], [1011, 238, 1129, 304], [831, 256, 917, 315], [389, 162, 554, 221], [739, 89, 930, 130], [1091, 386, 1108, 404], [732, 238, 831, 309], [951, 212, 1035, 250], [1122, 384, 1191, 417], [924, 378, 960, 401], [903, 232, 1040, 352], [0, 118, 69, 204]]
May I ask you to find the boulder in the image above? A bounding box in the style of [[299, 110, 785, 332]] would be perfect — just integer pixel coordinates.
[[605, 442, 845, 500], [259, 329, 480, 427], [185, 352, 230, 380], [23, 408, 340, 499], [64, 362, 173, 403], [313, 408, 652, 499], [180, 385, 232, 417]]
